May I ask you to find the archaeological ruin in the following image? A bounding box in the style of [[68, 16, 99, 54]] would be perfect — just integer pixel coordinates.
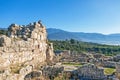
[[0, 21, 55, 80]]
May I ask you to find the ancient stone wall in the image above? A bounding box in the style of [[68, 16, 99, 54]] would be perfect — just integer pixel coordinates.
[[0, 21, 54, 80], [116, 62, 120, 79], [77, 64, 105, 79]]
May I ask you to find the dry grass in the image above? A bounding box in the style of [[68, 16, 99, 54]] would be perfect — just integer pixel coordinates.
[[104, 68, 116, 75], [10, 62, 25, 74]]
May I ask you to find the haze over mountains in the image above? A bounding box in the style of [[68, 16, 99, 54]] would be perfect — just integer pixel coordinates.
[[47, 28, 120, 45], [0, 28, 7, 30]]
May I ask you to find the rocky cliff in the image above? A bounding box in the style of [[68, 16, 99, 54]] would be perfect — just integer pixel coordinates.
[[0, 21, 54, 80]]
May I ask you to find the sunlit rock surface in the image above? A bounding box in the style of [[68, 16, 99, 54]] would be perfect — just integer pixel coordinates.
[[0, 21, 54, 80]]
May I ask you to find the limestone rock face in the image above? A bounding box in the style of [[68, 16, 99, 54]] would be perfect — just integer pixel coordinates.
[[0, 35, 11, 47], [0, 21, 54, 80]]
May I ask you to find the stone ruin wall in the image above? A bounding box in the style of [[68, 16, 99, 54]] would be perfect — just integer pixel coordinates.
[[116, 63, 120, 79], [0, 21, 54, 69], [77, 64, 105, 79]]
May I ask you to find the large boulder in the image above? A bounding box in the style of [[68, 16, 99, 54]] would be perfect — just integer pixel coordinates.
[[0, 35, 11, 47]]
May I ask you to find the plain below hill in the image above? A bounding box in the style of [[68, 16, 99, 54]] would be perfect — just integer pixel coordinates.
[[47, 28, 120, 45]]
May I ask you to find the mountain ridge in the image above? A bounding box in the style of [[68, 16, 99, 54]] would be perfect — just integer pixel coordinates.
[[47, 28, 120, 45]]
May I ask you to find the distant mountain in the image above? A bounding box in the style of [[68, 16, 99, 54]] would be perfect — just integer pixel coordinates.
[[47, 28, 120, 45], [0, 28, 7, 30]]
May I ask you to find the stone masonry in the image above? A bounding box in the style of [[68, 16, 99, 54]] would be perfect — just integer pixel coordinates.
[[116, 62, 120, 79], [77, 64, 105, 80], [0, 20, 54, 80]]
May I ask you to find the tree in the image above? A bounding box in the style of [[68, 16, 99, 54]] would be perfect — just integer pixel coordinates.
[[70, 39, 75, 44]]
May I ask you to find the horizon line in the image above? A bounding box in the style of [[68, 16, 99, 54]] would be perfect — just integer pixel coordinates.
[[47, 28, 120, 35]]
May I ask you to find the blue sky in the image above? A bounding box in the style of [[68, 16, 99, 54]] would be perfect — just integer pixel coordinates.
[[0, 0, 120, 34]]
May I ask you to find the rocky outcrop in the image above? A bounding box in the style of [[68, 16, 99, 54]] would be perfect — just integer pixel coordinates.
[[0, 20, 54, 80], [77, 64, 105, 80], [116, 62, 120, 79], [42, 65, 64, 79]]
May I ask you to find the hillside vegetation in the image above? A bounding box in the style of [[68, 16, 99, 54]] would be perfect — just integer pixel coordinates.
[[0, 29, 7, 35], [50, 39, 120, 56]]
